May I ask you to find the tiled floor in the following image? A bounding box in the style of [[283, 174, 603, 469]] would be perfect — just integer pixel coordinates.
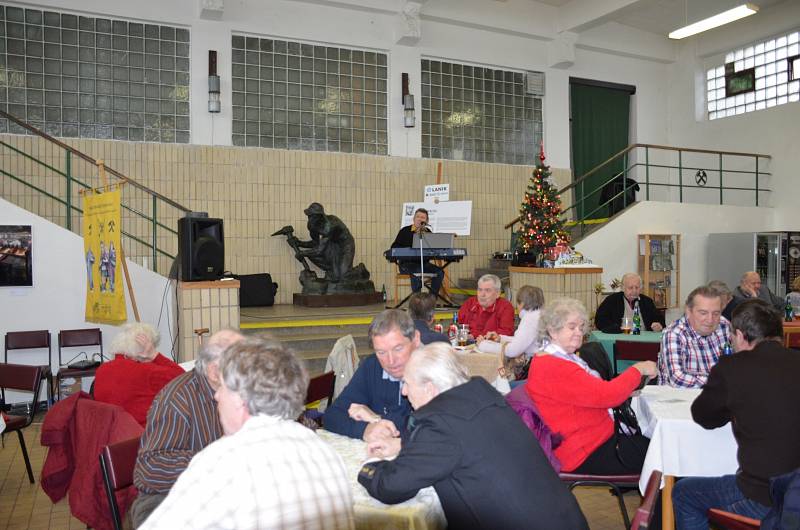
[[0, 418, 644, 529]]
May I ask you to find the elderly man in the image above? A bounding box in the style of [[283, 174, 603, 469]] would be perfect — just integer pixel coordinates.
[[658, 286, 731, 388], [594, 273, 665, 333], [141, 337, 354, 529], [673, 300, 800, 528], [390, 207, 444, 296], [130, 329, 244, 527], [457, 274, 514, 337], [359, 343, 589, 529], [733, 271, 784, 310], [324, 309, 418, 441], [408, 292, 449, 344]]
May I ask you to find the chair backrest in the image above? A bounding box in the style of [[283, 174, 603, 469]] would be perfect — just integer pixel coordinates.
[[5, 330, 50, 351], [0, 363, 44, 425], [305, 371, 336, 407], [58, 328, 103, 365], [99, 436, 141, 530], [631, 470, 662, 530], [613, 341, 660, 374]]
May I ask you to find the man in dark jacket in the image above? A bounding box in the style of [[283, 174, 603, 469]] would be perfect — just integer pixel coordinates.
[[390, 207, 444, 296], [359, 343, 588, 530], [672, 299, 800, 529], [408, 292, 449, 344], [594, 273, 665, 333], [324, 310, 417, 442]]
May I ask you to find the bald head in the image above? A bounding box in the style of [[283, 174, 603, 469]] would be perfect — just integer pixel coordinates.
[[740, 271, 762, 297], [196, 329, 245, 389]]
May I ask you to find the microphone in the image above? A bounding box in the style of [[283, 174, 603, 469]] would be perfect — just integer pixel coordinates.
[[419, 221, 431, 233]]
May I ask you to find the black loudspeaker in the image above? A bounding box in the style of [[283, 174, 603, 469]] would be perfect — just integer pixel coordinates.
[[236, 273, 278, 307], [178, 216, 225, 281]]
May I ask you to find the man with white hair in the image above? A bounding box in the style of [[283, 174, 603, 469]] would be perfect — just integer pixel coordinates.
[[130, 328, 244, 527], [594, 272, 665, 333], [141, 337, 354, 530], [456, 274, 514, 337], [93, 323, 183, 426], [359, 343, 588, 529], [733, 271, 783, 310]]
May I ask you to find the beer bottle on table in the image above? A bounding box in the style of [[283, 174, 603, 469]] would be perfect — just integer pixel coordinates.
[[722, 341, 733, 356], [632, 300, 642, 335], [785, 297, 794, 323], [448, 312, 459, 345]]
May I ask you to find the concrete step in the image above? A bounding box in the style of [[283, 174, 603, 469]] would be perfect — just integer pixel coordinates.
[[244, 322, 370, 339]]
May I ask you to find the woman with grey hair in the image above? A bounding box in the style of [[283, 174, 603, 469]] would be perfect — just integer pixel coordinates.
[[477, 284, 544, 360], [359, 343, 588, 529], [94, 322, 183, 425], [525, 297, 657, 475], [708, 279, 741, 321]]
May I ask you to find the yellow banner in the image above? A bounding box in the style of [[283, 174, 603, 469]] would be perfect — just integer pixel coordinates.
[[84, 189, 126, 324]]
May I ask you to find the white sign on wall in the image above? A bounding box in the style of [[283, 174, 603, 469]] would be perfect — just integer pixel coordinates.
[[424, 183, 450, 202], [400, 201, 472, 236]]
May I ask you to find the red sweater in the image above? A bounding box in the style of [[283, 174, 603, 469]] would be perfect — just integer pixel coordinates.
[[94, 353, 184, 426], [457, 296, 515, 337], [525, 355, 641, 472]]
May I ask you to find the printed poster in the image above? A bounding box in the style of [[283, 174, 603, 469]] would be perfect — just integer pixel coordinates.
[[84, 189, 126, 324]]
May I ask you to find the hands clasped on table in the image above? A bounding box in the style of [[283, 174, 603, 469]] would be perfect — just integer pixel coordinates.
[[348, 403, 400, 443]]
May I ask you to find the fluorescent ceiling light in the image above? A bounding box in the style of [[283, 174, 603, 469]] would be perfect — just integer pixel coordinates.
[[668, 4, 759, 40]]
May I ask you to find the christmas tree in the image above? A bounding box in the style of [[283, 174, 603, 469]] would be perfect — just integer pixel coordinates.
[[516, 143, 570, 260]]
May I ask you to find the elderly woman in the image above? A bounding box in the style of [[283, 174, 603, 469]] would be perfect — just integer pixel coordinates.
[[477, 285, 544, 358], [94, 323, 183, 426], [708, 280, 741, 322], [526, 298, 657, 474], [358, 343, 588, 529]]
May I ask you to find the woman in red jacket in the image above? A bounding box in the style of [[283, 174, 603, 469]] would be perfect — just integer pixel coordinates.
[[93, 323, 183, 426], [525, 297, 657, 474]]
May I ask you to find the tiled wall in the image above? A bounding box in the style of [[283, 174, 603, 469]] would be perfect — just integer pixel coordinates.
[[0, 133, 573, 305]]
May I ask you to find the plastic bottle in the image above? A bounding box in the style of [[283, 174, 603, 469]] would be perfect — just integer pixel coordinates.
[[632, 300, 642, 335], [448, 312, 459, 345]]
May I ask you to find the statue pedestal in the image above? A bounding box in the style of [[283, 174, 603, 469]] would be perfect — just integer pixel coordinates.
[[293, 292, 384, 307]]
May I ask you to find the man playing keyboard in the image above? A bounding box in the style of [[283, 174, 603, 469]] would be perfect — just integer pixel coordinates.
[[390, 208, 444, 296]]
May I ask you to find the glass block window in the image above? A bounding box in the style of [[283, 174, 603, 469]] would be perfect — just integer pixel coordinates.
[[706, 29, 799, 120], [421, 59, 543, 165], [0, 5, 190, 142], [231, 35, 388, 154]]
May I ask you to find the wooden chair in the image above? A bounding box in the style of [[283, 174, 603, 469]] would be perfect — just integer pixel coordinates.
[[783, 327, 800, 348], [0, 363, 44, 483], [57, 328, 103, 400], [560, 472, 641, 529], [631, 470, 662, 530], [613, 340, 660, 376], [99, 436, 142, 530], [707, 508, 761, 530]]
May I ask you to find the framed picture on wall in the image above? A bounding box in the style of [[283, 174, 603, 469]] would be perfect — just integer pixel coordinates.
[[0, 225, 33, 287]]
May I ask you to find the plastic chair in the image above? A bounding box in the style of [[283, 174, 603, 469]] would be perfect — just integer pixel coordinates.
[[305, 371, 336, 407], [631, 470, 662, 530], [613, 340, 660, 376], [0, 363, 44, 483], [707, 508, 761, 530], [57, 328, 103, 400], [99, 436, 142, 530], [560, 471, 641, 529], [4, 330, 53, 406]]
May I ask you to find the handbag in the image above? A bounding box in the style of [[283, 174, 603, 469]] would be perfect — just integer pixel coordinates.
[[497, 342, 532, 381]]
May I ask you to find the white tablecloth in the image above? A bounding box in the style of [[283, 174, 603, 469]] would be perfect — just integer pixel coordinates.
[[632, 385, 738, 493], [317, 430, 446, 530]]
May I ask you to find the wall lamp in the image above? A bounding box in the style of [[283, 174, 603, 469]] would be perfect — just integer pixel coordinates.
[[402, 72, 415, 128], [208, 50, 221, 113]]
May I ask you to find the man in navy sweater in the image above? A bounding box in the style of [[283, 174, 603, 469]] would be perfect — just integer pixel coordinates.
[[324, 309, 419, 441]]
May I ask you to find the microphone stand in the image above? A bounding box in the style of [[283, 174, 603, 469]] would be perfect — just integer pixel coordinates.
[[418, 223, 427, 290]]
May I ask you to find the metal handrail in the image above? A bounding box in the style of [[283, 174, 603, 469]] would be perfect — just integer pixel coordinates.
[[505, 143, 772, 231], [0, 110, 191, 272]]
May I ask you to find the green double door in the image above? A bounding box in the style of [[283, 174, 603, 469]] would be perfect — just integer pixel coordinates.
[[570, 80, 632, 220]]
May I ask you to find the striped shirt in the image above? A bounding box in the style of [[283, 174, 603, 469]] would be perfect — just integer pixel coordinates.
[[140, 415, 355, 530], [133, 368, 223, 494], [658, 315, 731, 388]]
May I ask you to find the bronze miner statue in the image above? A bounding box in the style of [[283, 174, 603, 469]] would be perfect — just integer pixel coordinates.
[[272, 203, 375, 295]]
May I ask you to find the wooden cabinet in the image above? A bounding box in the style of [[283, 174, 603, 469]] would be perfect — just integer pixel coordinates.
[[638, 234, 680, 309]]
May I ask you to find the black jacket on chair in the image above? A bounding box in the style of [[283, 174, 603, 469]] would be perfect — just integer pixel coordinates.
[[594, 292, 665, 333], [358, 377, 588, 530]]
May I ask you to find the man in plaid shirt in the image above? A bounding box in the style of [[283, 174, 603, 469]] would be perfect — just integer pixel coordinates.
[[658, 285, 731, 388]]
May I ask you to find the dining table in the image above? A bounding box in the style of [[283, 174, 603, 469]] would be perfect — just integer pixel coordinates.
[[316, 429, 446, 530], [455, 345, 500, 383], [589, 329, 663, 371], [631, 385, 739, 530]]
